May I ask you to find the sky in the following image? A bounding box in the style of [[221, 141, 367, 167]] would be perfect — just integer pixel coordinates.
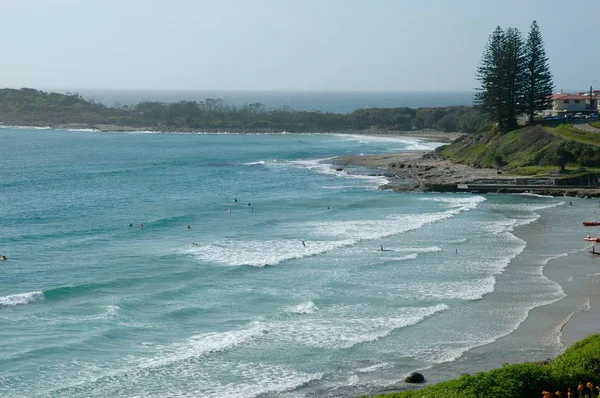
[[0, 0, 598, 92]]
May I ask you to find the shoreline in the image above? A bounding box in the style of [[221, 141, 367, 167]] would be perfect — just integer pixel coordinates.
[[0, 123, 462, 143], [332, 150, 600, 198]]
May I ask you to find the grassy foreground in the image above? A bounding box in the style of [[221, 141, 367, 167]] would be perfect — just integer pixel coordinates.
[[368, 334, 600, 398]]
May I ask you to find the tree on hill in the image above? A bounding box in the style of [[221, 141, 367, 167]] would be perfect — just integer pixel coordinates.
[[475, 22, 553, 132], [474, 26, 526, 132], [523, 21, 554, 124]]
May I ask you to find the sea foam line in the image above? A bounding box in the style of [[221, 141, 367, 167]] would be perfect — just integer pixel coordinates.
[[0, 291, 45, 307]]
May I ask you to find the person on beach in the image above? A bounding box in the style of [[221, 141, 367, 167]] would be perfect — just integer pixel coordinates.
[[302, 240, 306, 247]]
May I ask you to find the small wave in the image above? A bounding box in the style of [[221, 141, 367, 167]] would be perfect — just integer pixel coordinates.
[[181, 239, 356, 267], [286, 301, 319, 315], [278, 158, 389, 188], [356, 363, 389, 373], [65, 128, 99, 132], [269, 304, 449, 350], [243, 160, 268, 165], [137, 321, 268, 369], [303, 197, 483, 241], [512, 192, 556, 199], [389, 254, 418, 261], [0, 291, 45, 307], [104, 305, 120, 317]]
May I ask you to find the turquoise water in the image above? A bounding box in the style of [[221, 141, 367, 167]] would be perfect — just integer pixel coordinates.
[[0, 128, 578, 397]]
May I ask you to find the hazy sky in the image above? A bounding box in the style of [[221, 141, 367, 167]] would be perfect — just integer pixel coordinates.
[[0, 0, 598, 92]]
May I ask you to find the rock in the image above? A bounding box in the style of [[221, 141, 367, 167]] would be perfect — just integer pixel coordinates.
[[405, 372, 425, 383]]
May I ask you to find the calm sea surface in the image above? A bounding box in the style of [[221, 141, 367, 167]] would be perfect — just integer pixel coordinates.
[[0, 128, 584, 397]]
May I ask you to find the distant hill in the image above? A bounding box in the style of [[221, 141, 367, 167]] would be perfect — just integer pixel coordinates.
[[0, 88, 488, 133]]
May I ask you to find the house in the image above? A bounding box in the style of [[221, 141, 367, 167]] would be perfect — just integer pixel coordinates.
[[549, 93, 591, 116]]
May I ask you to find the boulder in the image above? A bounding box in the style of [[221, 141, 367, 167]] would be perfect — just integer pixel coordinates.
[[404, 372, 425, 383]]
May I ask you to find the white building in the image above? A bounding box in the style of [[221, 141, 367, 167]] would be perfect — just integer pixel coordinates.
[[549, 93, 596, 116]]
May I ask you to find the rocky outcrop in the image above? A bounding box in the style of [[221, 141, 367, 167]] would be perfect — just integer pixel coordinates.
[[404, 372, 425, 383]]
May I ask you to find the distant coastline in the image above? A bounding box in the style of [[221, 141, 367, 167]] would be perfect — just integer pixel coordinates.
[[0, 87, 486, 135]]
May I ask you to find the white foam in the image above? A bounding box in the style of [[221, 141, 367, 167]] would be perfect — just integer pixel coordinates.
[[278, 157, 389, 188], [0, 291, 45, 306], [356, 363, 389, 373], [286, 301, 319, 315], [399, 277, 497, 301], [269, 304, 449, 350], [513, 192, 556, 199], [243, 160, 268, 165], [303, 196, 483, 241], [334, 133, 444, 151], [389, 254, 418, 261], [182, 239, 356, 267], [65, 128, 99, 132], [137, 321, 268, 369]]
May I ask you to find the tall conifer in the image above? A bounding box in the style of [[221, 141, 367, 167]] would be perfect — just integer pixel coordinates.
[[474, 27, 507, 130], [523, 20, 554, 124]]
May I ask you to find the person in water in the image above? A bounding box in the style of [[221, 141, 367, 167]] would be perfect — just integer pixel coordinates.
[[187, 224, 191, 229], [129, 223, 133, 228], [302, 240, 306, 247], [235, 198, 238, 202], [0, 255, 6, 260], [140, 224, 144, 228], [380, 245, 384, 252]]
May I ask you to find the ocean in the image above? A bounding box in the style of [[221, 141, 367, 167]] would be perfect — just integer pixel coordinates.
[[47, 89, 474, 113], [0, 127, 594, 397]]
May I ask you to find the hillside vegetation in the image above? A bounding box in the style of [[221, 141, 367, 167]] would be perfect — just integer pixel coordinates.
[[0, 88, 488, 133], [441, 125, 600, 175], [371, 333, 600, 398]]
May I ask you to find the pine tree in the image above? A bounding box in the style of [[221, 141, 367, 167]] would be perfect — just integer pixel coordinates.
[[474, 27, 507, 130], [523, 20, 554, 124], [502, 27, 526, 131], [474, 26, 527, 132]]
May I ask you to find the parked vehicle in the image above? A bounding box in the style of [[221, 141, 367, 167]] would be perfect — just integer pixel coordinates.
[[574, 112, 583, 119]]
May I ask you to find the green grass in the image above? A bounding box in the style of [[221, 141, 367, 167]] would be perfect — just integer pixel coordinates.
[[368, 334, 600, 398], [591, 121, 600, 129], [441, 125, 600, 175], [545, 124, 600, 146]]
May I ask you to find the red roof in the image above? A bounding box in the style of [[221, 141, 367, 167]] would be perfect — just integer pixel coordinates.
[[551, 93, 589, 100]]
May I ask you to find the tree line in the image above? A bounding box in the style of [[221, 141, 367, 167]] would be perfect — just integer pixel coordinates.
[[0, 88, 489, 133], [474, 21, 554, 132]]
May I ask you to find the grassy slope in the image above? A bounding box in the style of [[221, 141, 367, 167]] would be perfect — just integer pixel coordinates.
[[371, 334, 600, 398], [441, 124, 600, 175]]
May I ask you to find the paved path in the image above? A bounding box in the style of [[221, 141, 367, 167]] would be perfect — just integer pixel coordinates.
[[574, 122, 600, 132]]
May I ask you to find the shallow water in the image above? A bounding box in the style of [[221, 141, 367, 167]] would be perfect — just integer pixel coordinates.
[[0, 128, 585, 397]]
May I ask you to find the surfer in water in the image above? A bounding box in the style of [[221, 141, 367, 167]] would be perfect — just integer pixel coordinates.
[[129, 223, 133, 228], [302, 240, 306, 247], [187, 224, 191, 229], [0, 255, 6, 261], [235, 198, 238, 203], [380, 245, 384, 252]]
